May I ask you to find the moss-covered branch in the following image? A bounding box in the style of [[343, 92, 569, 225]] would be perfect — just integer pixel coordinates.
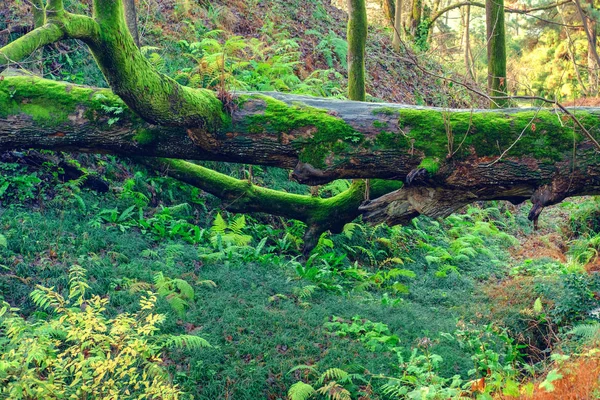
[[148, 158, 401, 251], [0, 24, 63, 70]]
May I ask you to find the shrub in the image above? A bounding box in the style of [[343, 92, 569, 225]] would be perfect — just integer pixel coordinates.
[[0, 266, 210, 399]]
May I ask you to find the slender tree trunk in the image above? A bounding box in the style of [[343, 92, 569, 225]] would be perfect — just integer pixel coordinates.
[[588, 17, 598, 95], [463, 5, 475, 80], [347, 0, 370, 204], [123, 0, 140, 47], [574, 0, 600, 96], [383, 0, 396, 25], [486, 0, 507, 107], [392, 0, 403, 51], [562, 16, 588, 95], [409, 0, 422, 38], [347, 0, 368, 101]]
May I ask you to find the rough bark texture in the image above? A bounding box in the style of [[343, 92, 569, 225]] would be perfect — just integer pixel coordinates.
[[409, 0, 422, 38], [123, 0, 140, 47], [463, 5, 475, 81], [347, 0, 368, 101], [486, 0, 507, 107], [2, 71, 600, 225], [393, 0, 403, 51]]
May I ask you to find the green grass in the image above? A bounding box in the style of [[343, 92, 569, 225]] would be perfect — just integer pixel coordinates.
[[1, 154, 600, 399]]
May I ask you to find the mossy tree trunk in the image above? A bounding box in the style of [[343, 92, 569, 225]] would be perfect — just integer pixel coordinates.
[[486, 0, 507, 108], [408, 0, 422, 39], [347, 0, 368, 101], [2, 72, 600, 228], [463, 5, 475, 81]]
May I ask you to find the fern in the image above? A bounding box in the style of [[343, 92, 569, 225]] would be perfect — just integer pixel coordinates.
[[312, 232, 334, 255], [315, 381, 352, 400], [317, 368, 350, 385], [153, 272, 195, 316], [210, 213, 252, 247], [569, 323, 600, 341], [160, 334, 211, 350], [294, 285, 318, 299], [287, 381, 316, 400], [0, 234, 6, 248]]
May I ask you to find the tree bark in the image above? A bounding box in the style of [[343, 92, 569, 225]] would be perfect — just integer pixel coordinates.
[[347, 0, 368, 101], [574, 0, 600, 96], [1, 72, 600, 226], [393, 0, 403, 51], [486, 0, 507, 107], [123, 0, 140, 47], [1, 0, 600, 233], [463, 5, 475, 81], [409, 0, 422, 38]]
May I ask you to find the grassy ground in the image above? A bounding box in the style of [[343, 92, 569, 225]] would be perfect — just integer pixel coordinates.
[[5, 154, 598, 398]]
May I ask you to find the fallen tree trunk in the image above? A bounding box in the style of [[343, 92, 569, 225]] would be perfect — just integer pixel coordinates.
[[1, 72, 599, 227]]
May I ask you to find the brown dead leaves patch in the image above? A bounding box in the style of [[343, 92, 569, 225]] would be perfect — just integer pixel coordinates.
[[513, 233, 568, 264]]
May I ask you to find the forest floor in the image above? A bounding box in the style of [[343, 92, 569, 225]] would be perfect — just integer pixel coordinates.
[[1, 153, 599, 399]]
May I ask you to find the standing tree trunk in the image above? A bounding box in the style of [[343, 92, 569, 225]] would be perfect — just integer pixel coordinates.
[[560, 5, 588, 95], [409, 0, 422, 39], [588, 16, 598, 95], [574, 0, 600, 96], [123, 0, 140, 47], [392, 0, 403, 51], [486, 0, 507, 107], [347, 0, 368, 101], [463, 5, 475, 80], [383, 0, 395, 25]]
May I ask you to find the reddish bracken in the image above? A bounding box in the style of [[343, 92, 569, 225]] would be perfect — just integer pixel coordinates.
[[499, 351, 600, 399]]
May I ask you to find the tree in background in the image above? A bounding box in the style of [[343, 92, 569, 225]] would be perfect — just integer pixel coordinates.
[[486, 0, 507, 107]]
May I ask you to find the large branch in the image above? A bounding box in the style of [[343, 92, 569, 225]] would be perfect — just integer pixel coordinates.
[[428, 0, 572, 27], [1, 72, 600, 227]]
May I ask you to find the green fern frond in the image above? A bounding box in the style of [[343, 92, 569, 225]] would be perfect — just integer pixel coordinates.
[[161, 334, 211, 350], [211, 213, 228, 235], [287, 381, 316, 400], [569, 323, 600, 341], [174, 279, 194, 300], [317, 368, 349, 385], [315, 381, 351, 400], [294, 285, 318, 299], [229, 215, 247, 236]]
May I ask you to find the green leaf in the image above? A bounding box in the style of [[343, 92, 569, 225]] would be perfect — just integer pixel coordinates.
[[287, 381, 316, 400], [533, 297, 543, 314], [539, 369, 563, 392]]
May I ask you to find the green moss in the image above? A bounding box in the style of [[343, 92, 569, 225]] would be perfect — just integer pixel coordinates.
[[372, 107, 400, 116], [133, 128, 159, 145], [375, 130, 410, 150], [0, 75, 143, 127], [418, 157, 440, 174], [397, 109, 580, 161], [242, 95, 364, 169], [19, 104, 54, 124]]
